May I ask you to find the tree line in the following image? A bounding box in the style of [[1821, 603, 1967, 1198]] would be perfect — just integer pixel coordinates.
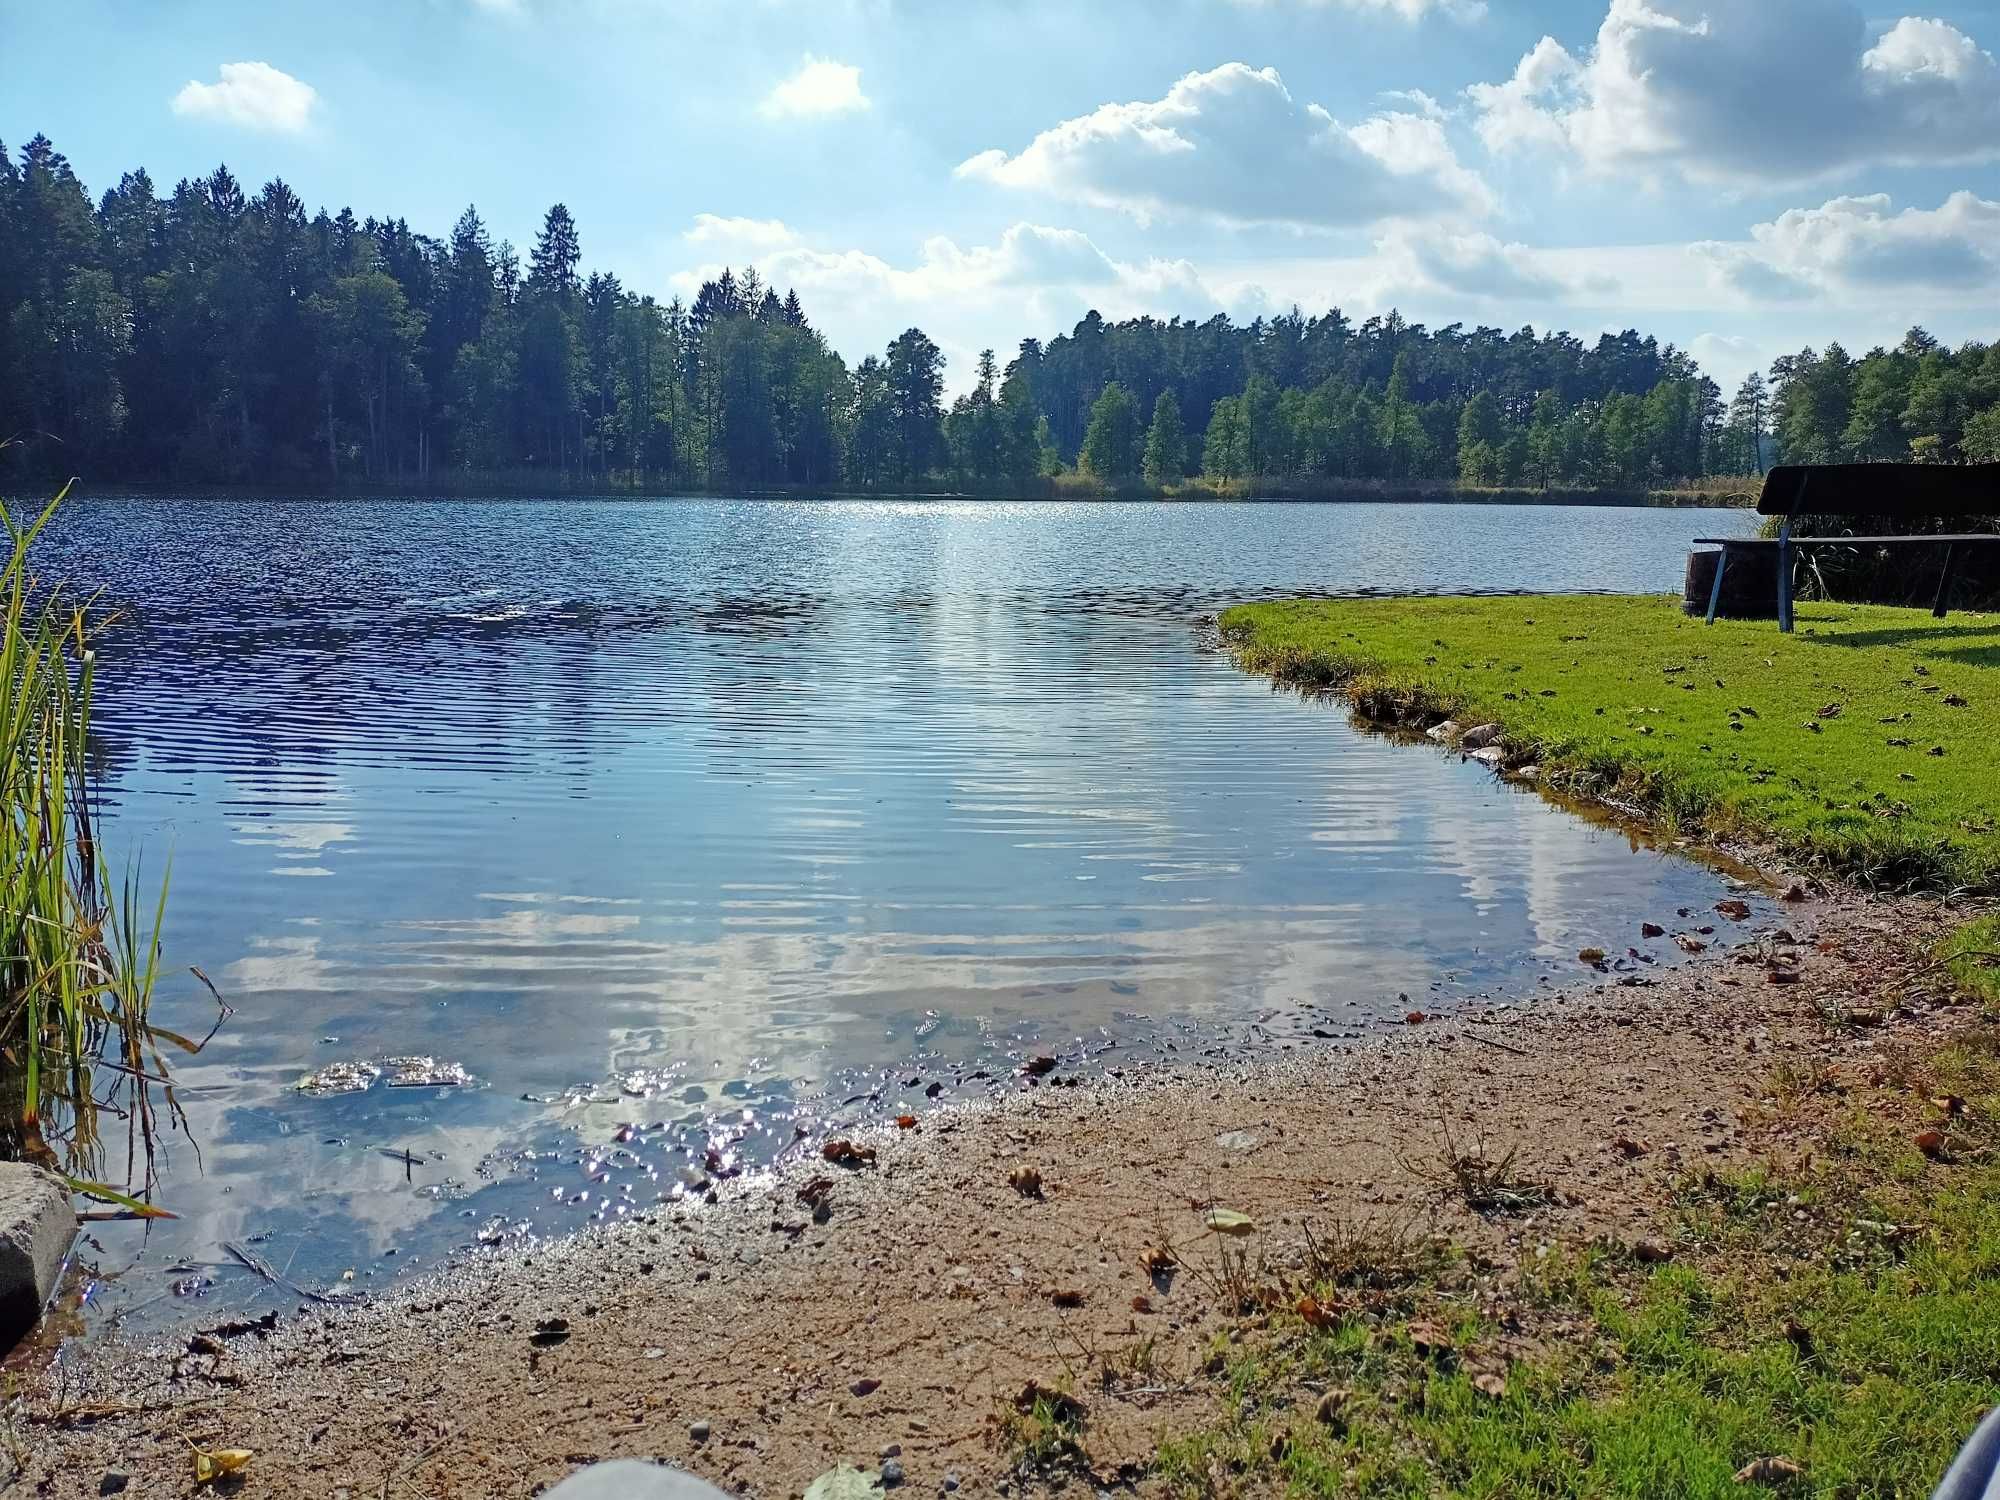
[[2, 135, 1994, 495]]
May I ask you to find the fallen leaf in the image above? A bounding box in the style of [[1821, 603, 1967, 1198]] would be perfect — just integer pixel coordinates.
[[1734, 1455, 1803, 1484], [191, 1447, 254, 1484], [1131, 1295, 1153, 1314], [1205, 1207, 1257, 1237], [895, 1114, 917, 1130], [1297, 1295, 1340, 1329]]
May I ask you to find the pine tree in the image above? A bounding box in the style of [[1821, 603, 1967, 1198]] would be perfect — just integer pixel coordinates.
[[1142, 391, 1185, 486], [1079, 381, 1139, 480]]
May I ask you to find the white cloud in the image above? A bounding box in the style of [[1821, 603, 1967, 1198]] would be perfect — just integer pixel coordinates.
[[674, 220, 1213, 310], [684, 214, 798, 250], [1227, 0, 1485, 18], [1696, 192, 2000, 299], [1374, 227, 1576, 300], [958, 63, 1492, 230], [170, 62, 319, 134], [1467, 0, 2000, 186], [759, 55, 869, 119]]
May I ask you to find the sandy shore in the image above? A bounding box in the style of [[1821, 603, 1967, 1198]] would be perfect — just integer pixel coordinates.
[[15, 882, 1976, 1498]]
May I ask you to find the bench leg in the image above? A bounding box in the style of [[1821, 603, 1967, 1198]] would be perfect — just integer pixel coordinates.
[[1705, 546, 1728, 624], [1777, 535, 1793, 634], [1934, 543, 1958, 619]]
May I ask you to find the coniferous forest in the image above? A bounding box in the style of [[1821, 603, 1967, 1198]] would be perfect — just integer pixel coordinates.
[[5, 136, 1999, 496]]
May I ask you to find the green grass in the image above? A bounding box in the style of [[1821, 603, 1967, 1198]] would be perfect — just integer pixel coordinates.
[[1220, 594, 2000, 894], [1946, 915, 2000, 1011], [0, 486, 186, 1204], [1154, 1036, 2000, 1499]]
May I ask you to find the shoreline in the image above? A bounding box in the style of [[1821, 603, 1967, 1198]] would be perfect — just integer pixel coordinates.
[[21, 882, 1972, 1497], [48, 482, 1755, 510]]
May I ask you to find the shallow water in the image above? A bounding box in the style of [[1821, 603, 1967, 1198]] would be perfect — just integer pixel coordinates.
[[30, 496, 1759, 1336]]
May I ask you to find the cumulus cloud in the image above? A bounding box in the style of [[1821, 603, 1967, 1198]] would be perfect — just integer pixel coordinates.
[[170, 62, 318, 133], [684, 214, 797, 250], [1697, 192, 2000, 298], [1375, 228, 1576, 300], [957, 63, 1493, 230], [759, 55, 869, 118], [1467, 0, 2000, 185], [677, 219, 1212, 308]]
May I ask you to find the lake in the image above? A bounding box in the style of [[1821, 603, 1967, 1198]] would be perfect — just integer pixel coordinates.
[[33, 496, 1758, 1335]]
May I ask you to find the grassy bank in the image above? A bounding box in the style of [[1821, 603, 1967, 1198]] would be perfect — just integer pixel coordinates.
[[1187, 590, 2000, 1494], [1220, 595, 2000, 894]]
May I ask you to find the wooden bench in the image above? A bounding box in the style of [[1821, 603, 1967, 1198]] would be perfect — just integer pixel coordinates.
[[1695, 462, 1999, 633]]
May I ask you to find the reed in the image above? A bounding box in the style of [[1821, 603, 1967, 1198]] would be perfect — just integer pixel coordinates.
[[0, 484, 211, 1212]]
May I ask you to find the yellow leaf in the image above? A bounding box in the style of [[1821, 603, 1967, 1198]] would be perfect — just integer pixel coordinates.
[[193, 1446, 254, 1483], [1205, 1207, 1256, 1237]]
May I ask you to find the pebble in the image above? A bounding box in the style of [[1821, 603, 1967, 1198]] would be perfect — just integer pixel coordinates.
[[880, 1444, 902, 1458], [690, 1419, 712, 1443], [943, 1475, 959, 1493], [99, 1475, 130, 1497], [880, 1459, 905, 1488]]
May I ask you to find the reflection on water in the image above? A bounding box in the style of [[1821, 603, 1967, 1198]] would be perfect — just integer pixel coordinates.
[[32, 496, 1758, 1334]]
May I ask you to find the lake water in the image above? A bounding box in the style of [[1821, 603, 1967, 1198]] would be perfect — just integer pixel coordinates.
[[31, 496, 1758, 1337]]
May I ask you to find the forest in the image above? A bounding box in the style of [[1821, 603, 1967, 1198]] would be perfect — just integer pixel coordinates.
[[4, 135, 1999, 496]]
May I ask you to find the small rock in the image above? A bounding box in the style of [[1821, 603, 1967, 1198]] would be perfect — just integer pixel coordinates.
[[881, 1459, 905, 1488], [879, 1444, 902, 1459], [99, 1474, 131, 1497], [1461, 722, 1503, 749], [943, 1475, 960, 1493], [851, 1376, 882, 1397], [1425, 720, 1462, 743], [690, 1419, 712, 1443], [1468, 745, 1504, 766]]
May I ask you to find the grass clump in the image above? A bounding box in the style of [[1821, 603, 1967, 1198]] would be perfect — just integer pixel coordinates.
[[1943, 914, 2000, 1012], [0, 488, 204, 1206], [1221, 594, 2000, 894]]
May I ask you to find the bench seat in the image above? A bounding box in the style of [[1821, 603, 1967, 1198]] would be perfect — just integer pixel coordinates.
[[1696, 463, 1997, 631]]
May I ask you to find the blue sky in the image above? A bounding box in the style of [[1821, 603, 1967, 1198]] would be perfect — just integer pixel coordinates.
[[6, 0, 1999, 395]]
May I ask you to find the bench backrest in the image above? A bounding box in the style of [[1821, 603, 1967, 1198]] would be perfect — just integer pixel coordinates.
[[1758, 462, 2000, 518]]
